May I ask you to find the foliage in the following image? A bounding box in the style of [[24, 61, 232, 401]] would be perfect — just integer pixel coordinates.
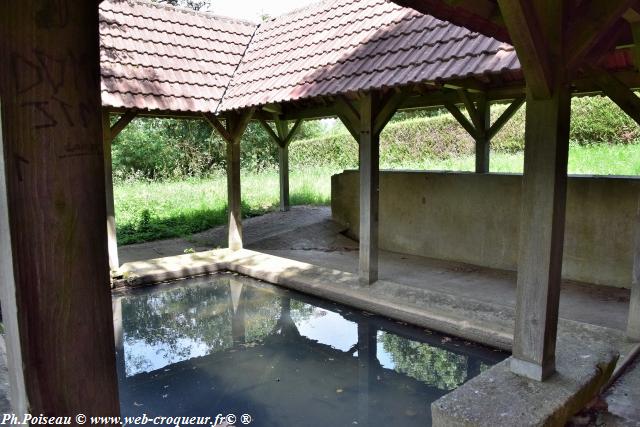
[[150, 0, 210, 11]]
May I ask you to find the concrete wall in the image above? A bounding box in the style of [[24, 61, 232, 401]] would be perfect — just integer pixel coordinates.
[[332, 170, 640, 289]]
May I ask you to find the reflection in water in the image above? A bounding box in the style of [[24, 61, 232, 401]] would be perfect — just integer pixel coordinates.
[[114, 273, 506, 426]]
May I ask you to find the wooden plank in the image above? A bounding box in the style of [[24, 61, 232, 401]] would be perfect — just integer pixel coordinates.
[[358, 93, 380, 284], [631, 21, 640, 72], [103, 112, 119, 272], [589, 65, 640, 126], [511, 86, 572, 381], [565, 0, 638, 72], [487, 96, 526, 140], [496, 0, 553, 98], [444, 101, 480, 139], [109, 110, 137, 141], [0, 0, 121, 414]]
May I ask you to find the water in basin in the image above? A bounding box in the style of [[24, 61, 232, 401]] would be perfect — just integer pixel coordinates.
[[113, 272, 506, 426]]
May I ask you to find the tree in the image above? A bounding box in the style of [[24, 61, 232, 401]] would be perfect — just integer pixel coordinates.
[[151, 0, 210, 12]]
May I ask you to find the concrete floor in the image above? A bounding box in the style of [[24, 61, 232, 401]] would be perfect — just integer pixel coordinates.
[[120, 205, 631, 332]]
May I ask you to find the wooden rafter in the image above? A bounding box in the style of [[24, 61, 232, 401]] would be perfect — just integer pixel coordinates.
[[444, 101, 479, 139], [336, 96, 361, 140], [496, 0, 553, 98], [565, 0, 639, 72], [373, 91, 405, 136], [107, 110, 137, 142], [203, 112, 232, 142], [457, 89, 484, 132], [487, 96, 525, 139], [588, 64, 640, 126], [259, 117, 303, 148]]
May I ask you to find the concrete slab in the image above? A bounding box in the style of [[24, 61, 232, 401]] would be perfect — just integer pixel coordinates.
[[431, 321, 622, 427]]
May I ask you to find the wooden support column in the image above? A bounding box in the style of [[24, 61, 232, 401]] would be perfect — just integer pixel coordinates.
[[474, 96, 491, 173], [0, 0, 120, 415], [259, 117, 302, 212], [205, 110, 254, 251], [338, 93, 402, 284], [359, 94, 381, 284], [511, 88, 572, 381], [102, 110, 136, 272]]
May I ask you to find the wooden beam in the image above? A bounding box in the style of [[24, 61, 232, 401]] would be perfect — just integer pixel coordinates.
[[282, 118, 302, 147], [109, 110, 137, 142], [0, 0, 120, 414], [630, 21, 640, 71], [444, 101, 480, 139], [474, 95, 491, 173], [358, 93, 379, 284], [565, 0, 638, 72], [588, 65, 640, 126], [203, 113, 233, 142], [259, 118, 283, 147], [487, 97, 526, 140], [511, 86, 572, 381], [458, 89, 485, 131], [336, 96, 361, 141], [496, 0, 554, 98], [373, 91, 404, 136]]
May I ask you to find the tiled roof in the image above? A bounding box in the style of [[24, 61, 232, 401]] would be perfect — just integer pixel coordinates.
[[100, 0, 521, 114], [219, 0, 519, 111], [99, 0, 257, 113]]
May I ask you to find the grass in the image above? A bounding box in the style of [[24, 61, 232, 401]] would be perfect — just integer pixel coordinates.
[[115, 167, 338, 245], [115, 143, 640, 245]]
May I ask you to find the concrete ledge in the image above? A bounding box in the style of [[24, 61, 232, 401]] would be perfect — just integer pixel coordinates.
[[432, 320, 622, 427]]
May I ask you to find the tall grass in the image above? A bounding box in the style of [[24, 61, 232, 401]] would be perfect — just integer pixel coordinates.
[[114, 167, 337, 244]]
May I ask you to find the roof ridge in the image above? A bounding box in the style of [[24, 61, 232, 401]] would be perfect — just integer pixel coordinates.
[[103, 0, 258, 27], [215, 21, 261, 114]]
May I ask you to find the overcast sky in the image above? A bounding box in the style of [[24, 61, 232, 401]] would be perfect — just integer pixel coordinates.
[[208, 0, 318, 21]]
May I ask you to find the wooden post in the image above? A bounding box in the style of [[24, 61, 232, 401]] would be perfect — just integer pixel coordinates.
[[475, 96, 491, 173], [359, 94, 380, 284], [0, 0, 120, 415], [276, 120, 291, 212], [205, 111, 253, 251], [511, 86, 572, 381], [102, 112, 119, 272], [227, 130, 243, 251], [629, 197, 640, 341]]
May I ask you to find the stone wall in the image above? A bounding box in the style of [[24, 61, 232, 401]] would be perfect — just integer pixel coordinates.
[[331, 170, 640, 288]]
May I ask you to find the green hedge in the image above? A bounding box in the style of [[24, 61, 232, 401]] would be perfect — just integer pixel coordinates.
[[290, 96, 640, 169]]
